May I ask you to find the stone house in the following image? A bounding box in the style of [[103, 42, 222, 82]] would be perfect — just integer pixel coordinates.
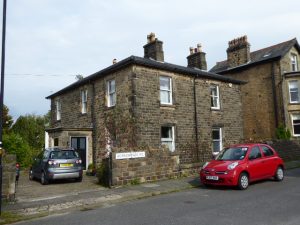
[[46, 33, 244, 185], [210, 36, 300, 141]]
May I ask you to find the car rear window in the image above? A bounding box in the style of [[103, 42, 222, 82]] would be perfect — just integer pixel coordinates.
[[50, 150, 79, 159]]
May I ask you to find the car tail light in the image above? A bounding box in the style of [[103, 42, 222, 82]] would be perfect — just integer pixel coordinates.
[[48, 160, 58, 166], [75, 159, 82, 164]]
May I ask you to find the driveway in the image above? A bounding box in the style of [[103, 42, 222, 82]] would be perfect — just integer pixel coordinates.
[[15, 171, 105, 203]]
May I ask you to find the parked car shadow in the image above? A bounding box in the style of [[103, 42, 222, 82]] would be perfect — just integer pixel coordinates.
[[189, 176, 288, 191]]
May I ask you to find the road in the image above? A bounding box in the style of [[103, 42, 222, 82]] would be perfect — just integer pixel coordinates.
[[16, 168, 300, 225]]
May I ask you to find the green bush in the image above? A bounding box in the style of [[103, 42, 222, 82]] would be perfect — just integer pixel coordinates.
[[276, 124, 291, 140], [2, 132, 33, 168], [96, 162, 109, 187]]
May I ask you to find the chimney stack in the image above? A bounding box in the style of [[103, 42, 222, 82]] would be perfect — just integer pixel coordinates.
[[187, 43, 207, 70], [143, 32, 164, 62], [226, 35, 250, 68]]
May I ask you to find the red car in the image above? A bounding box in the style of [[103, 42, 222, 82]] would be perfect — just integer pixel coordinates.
[[200, 143, 284, 190]]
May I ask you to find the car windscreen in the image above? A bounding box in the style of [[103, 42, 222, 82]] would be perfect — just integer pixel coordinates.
[[216, 147, 248, 161], [50, 150, 79, 159]]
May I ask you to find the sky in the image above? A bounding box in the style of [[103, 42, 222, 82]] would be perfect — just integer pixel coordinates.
[[1, 0, 300, 120]]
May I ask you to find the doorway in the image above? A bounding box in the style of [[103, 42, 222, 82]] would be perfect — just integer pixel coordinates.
[[71, 137, 87, 169]]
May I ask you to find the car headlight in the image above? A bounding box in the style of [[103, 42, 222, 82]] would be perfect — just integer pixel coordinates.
[[202, 162, 209, 169], [227, 162, 239, 170]]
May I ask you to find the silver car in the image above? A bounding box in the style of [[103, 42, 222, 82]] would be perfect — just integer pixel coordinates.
[[29, 148, 83, 185]]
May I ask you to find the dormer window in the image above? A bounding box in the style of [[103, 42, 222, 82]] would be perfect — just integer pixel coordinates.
[[291, 54, 298, 72]]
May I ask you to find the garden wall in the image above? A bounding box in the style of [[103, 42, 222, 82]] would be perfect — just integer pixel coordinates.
[[269, 140, 300, 161], [111, 148, 180, 186]]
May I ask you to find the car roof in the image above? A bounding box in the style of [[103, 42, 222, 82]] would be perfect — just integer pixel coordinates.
[[45, 148, 75, 152], [230, 143, 267, 148]]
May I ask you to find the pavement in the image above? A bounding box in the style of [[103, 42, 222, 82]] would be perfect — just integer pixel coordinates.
[[3, 172, 199, 218], [2, 160, 300, 220]]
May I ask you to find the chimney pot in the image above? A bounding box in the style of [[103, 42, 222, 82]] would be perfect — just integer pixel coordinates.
[[197, 43, 202, 52], [189, 47, 194, 55], [226, 35, 251, 68]]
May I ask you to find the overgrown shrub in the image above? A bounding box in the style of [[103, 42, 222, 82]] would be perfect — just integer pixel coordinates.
[[96, 161, 109, 187], [276, 124, 291, 140], [2, 132, 33, 167]]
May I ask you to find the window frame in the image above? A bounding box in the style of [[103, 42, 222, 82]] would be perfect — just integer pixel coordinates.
[[210, 85, 220, 110], [81, 89, 88, 114], [161, 126, 175, 152], [212, 127, 222, 154], [107, 79, 116, 107], [291, 53, 298, 72], [160, 76, 173, 105], [288, 80, 300, 103], [291, 114, 300, 136], [56, 99, 61, 121]]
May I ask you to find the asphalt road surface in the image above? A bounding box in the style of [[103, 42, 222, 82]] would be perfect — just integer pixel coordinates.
[[16, 168, 300, 225]]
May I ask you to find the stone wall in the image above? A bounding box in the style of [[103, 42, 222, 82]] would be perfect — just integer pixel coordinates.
[[50, 84, 93, 129], [269, 140, 300, 161], [133, 65, 244, 164], [223, 62, 277, 141], [111, 148, 180, 186], [2, 154, 16, 201]]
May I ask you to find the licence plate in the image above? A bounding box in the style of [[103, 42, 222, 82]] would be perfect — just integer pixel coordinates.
[[60, 163, 73, 167], [206, 176, 219, 180]]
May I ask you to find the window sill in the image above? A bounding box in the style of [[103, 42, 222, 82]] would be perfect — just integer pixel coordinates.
[[211, 107, 221, 111], [289, 102, 300, 105], [105, 105, 116, 110], [160, 104, 176, 109]]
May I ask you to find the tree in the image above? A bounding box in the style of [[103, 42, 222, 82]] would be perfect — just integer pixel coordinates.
[[75, 74, 84, 81], [2, 104, 13, 133], [12, 114, 46, 155], [3, 132, 32, 167]]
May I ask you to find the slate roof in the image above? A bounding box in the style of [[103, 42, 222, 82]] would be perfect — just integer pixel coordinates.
[[210, 38, 300, 74], [46, 55, 245, 99]]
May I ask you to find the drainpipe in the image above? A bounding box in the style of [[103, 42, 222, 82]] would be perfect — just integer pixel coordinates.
[[193, 76, 200, 162], [271, 62, 279, 129], [91, 82, 97, 166], [278, 62, 286, 127]]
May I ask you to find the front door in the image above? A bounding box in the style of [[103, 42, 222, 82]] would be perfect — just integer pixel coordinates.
[[71, 137, 87, 169]]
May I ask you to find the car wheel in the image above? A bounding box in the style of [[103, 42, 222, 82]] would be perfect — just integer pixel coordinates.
[[238, 172, 249, 190], [41, 172, 49, 185], [274, 166, 284, 181], [29, 169, 34, 181]]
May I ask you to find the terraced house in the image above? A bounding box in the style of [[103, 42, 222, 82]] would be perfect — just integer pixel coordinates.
[[210, 36, 300, 141], [46, 33, 244, 185]]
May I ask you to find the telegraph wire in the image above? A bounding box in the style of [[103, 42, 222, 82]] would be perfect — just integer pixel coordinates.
[[4, 73, 81, 77]]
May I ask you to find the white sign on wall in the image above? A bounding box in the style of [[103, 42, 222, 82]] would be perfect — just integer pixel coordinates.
[[115, 151, 146, 160]]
